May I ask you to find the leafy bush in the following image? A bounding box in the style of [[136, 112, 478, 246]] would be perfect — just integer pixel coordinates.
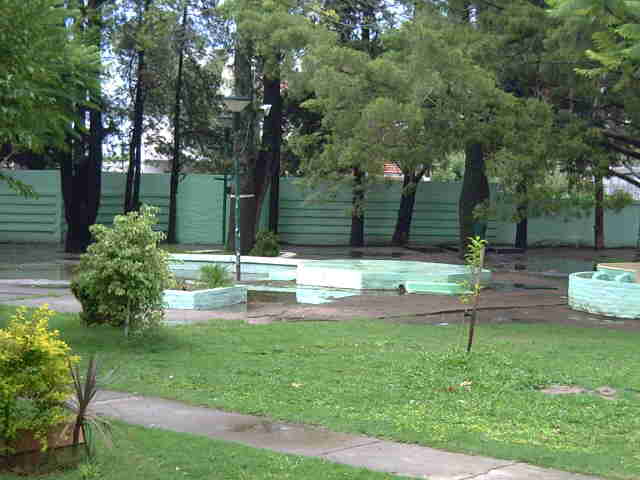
[[71, 205, 173, 334], [249, 230, 280, 257], [198, 264, 233, 289], [0, 305, 79, 453]]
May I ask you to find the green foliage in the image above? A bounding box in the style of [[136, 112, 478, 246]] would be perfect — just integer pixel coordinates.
[[460, 236, 487, 304], [550, 0, 640, 84], [71, 205, 173, 334], [110, 0, 226, 173], [431, 152, 465, 182], [68, 355, 114, 458], [0, 305, 79, 453], [0, 172, 38, 199], [460, 236, 488, 354], [198, 265, 233, 289], [290, 10, 516, 215], [0, 0, 100, 156], [249, 230, 281, 257]]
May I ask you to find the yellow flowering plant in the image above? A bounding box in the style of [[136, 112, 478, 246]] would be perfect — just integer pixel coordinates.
[[0, 305, 79, 453]]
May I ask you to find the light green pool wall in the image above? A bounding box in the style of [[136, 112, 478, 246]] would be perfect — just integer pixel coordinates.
[[568, 266, 640, 319]]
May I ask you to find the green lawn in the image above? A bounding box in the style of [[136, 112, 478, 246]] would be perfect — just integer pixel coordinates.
[[2, 422, 402, 479], [1, 306, 639, 479]]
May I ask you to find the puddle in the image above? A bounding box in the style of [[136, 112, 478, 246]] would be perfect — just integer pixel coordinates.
[[513, 258, 594, 275], [486, 282, 559, 293], [0, 262, 77, 281], [229, 421, 292, 434], [349, 251, 406, 259]]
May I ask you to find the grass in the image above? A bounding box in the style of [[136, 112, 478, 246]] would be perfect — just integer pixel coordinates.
[[1, 305, 638, 479], [1, 422, 402, 479]]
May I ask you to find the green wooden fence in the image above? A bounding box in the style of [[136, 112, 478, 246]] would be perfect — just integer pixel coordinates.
[[278, 180, 497, 245], [0, 170, 638, 247]]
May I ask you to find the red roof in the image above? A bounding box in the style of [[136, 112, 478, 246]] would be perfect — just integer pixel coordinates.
[[383, 163, 402, 175]]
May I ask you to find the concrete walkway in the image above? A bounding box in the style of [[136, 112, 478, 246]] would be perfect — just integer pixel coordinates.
[[0, 281, 230, 325], [93, 390, 599, 480]]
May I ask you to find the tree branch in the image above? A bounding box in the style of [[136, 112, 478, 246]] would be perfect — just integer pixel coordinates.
[[609, 169, 640, 189], [603, 130, 640, 149], [606, 140, 640, 161]]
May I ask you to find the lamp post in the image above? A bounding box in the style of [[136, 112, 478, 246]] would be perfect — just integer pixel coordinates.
[[223, 95, 251, 281]]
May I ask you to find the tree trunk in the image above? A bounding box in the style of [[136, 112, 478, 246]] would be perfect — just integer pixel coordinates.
[[594, 174, 604, 249], [515, 217, 528, 250], [346, 6, 376, 248], [254, 68, 282, 234], [61, 144, 102, 253], [124, 49, 145, 213], [167, 5, 188, 244], [392, 171, 422, 246], [350, 167, 365, 247], [61, 0, 103, 253], [514, 182, 528, 250], [124, 0, 151, 214], [459, 142, 489, 255], [226, 37, 256, 254], [269, 174, 280, 233]]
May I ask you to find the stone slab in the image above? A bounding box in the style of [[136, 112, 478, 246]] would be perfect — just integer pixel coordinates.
[[163, 286, 247, 310], [169, 254, 305, 267], [297, 259, 491, 292]]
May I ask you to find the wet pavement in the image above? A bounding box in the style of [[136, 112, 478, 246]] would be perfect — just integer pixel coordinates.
[[92, 390, 600, 480]]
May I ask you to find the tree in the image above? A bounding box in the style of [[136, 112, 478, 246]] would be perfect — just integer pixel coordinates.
[[221, 0, 324, 251], [550, 0, 640, 80], [448, 0, 632, 251], [167, 4, 188, 244], [293, 7, 518, 249], [550, 0, 640, 249], [123, 0, 153, 214], [138, 0, 223, 243], [62, 0, 108, 253], [0, 0, 99, 198]]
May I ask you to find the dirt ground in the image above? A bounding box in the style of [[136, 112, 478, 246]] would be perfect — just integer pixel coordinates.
[[241, 245, 639, 329]]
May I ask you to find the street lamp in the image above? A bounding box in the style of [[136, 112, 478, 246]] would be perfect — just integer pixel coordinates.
[[223, 95, 251, 281]]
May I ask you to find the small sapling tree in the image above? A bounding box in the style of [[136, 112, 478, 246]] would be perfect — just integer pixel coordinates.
[[460, 236, 487, 354]]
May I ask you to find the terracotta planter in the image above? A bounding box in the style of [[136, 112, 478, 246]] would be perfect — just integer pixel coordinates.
[[0, 422, 85, 473]]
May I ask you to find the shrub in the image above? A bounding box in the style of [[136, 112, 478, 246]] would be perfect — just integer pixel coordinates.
[[71, 205, 173, 334], [249, 230, 280, 257], [0, 305, 79, 453], [198, 264, 233, 289]]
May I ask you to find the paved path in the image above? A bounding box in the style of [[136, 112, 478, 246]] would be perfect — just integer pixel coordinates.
[[0, 281, 230, 325], [93, 390, 599, 480]]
